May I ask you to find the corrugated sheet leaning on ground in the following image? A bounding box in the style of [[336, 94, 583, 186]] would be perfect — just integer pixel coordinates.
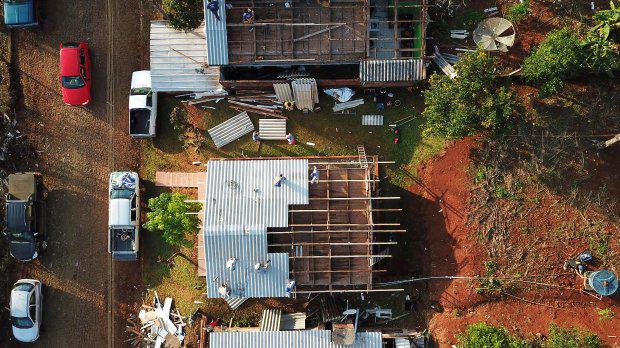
[[150, 21, 222, 92], [209, 331, 383, 348], [359, 59, 426, 82], [203, 0, 229, 65], [207, 111, 254, 148], [260, 309, 282, 331], [202, 159, 309, 298], [292, 78, 319, 111], [274, 83, 294, 103]]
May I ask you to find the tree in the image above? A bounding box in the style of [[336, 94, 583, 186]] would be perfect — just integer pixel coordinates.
[[544, 324, 603, 348], [423, 50, 520, 137], [143, 192, 201, 247], [583, 1, 620, 76], [522, 29, 586, 97], [162, 0, 203, 32], [457, 322, 530, 348]]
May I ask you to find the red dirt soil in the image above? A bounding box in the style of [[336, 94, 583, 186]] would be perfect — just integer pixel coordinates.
[[408, 138, 620, 347]]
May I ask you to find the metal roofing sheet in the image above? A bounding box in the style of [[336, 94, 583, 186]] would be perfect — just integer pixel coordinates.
[[260, 309, 282, 331], [274, 83, 294, 103], [150, 21, 222, 92], [203, 0, 229, 65], [203, 159, 309, 298], [259, 119, 287, 140], [207, 111, 254, 148], [210, 331, 383, 348], [362, 115, 384, 126], [359, 59, 426, 82]]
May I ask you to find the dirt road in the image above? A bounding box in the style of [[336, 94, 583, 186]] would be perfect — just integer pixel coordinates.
[[8, 0, 150, 346]]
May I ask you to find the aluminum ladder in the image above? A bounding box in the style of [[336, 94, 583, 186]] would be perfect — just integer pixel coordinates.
[[357, 145, 368, 169]]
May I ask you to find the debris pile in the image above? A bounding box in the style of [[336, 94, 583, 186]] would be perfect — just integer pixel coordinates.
[[227, 90, 284, 118], [126, 292, 187, 348]]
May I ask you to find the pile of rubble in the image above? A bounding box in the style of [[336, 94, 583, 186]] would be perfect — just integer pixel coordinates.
[[126, 292, 187, 348]]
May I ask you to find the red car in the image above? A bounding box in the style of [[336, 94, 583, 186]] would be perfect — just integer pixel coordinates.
[[59, 42, 91, 106]]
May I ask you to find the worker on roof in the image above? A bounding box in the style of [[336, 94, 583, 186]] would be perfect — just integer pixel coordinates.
[[243, 8, 255, 24], [207, 0, 221, 21], [273, 174, 286, 187], [310, 166, 319, 184], [254, 260, 271, 272], [285, 280, 296, 297], [225, 257, 238, 270]]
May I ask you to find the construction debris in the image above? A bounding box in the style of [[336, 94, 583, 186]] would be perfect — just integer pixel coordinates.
[[333, 99, 364, 112], [324, 88, 355, 103], [228, 90, 286, 119], [292, 78, 319, 111], [126, 292, 187, 348], [433, 46, 457, 79]]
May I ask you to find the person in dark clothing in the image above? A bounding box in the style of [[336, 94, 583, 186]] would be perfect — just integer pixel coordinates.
[[207, 0, 221, 21]]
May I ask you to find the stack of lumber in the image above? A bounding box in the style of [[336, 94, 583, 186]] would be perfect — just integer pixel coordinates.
[[182, 89, 229, 105], [227, 90, 285, 118]]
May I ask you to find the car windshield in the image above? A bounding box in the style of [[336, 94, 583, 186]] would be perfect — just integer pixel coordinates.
[[110, 189, 134, 199], [14, 283, 34, 292], [11, 316, 34, 329], [130, 87, 151, 95], [61, 76, 85, 89], [10, 230, 33, 242]]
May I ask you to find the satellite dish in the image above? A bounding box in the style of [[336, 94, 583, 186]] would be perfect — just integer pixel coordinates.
[[588, 270, 618, 296], [473, 18, 516, 52]]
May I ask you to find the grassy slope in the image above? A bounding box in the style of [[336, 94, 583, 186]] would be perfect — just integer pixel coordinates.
[[140, 87, 445, 316]]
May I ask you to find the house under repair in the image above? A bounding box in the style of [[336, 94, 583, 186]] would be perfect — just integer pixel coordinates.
[[198, 157, 402, 307], [149, 0, 428, 92]]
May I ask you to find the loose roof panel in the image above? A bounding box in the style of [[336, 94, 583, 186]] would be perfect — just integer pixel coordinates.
[[209, 330, 382, 348]]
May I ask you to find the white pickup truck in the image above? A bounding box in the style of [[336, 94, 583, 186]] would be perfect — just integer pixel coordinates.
[[129, 71, 157, 137], [108, 172, 140, 261]]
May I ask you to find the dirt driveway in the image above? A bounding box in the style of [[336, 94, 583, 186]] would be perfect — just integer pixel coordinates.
[[7, 0, 150, 346]]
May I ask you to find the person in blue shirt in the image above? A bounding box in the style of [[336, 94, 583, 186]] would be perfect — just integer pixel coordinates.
[[207, 0, 221, 21]]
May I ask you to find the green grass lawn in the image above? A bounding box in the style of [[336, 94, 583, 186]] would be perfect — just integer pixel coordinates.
[[139, 87, 445, 316]]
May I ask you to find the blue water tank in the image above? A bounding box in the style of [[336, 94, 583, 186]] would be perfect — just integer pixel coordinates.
[[588, 270, 618, 296]]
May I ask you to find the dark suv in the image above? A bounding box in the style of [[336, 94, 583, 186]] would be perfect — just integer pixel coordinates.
[[4, 173, 46, 261]]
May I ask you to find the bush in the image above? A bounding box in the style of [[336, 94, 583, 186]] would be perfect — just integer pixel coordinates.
[[544, 324, 603, 348], [423, 51, 520, 137], [522, 29, 586, 97], [162, 0, 203, 32], [143, 192, 201, 247], [507, 0, 530, 23], [457, 322, 531, 348]]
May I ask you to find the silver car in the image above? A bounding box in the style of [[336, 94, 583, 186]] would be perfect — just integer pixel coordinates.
[[10, 279, 42, 342]]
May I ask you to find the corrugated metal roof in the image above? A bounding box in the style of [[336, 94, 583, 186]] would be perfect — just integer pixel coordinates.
[[203, 0, 229, 65], [209, 331, 383, 348], [292, 79, 319, 111], [359, 59, 426, 82], [203, 159, 309, 299], [204, 159, 309, 228], [150, 21, 222, 92], [361, 115, 384, 126], [274, 83, 294, 103]]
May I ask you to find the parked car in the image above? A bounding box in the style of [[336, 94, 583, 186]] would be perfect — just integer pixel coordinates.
[[108, 172, 140, 261], [10, 279, 42, 343], [129, 71, 157, 137], [60, 42, 91, 106], [3, 0, 38, 28], [4, 172, 46, 262]]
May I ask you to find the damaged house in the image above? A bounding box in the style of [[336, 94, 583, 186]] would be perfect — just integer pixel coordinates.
[[149, 0, 429, 92], [195, 157, 403, 309]]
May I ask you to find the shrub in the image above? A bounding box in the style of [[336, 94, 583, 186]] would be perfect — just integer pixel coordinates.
[[143, 192, 201, 247], [162, 0, 203, 32], [457, 322, 531, 348], [544, 324, 603, 348], [522, 29, 586, 97], [423, 51, 520, 137], [507, 0, 530, 22], [583, 2, 620, 76]]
